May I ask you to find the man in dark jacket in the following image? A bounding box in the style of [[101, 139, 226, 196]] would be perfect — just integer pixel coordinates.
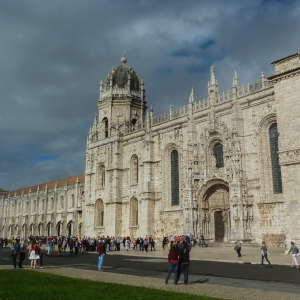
[[177, 240, 190, 285], [97, 240, 106, 271]]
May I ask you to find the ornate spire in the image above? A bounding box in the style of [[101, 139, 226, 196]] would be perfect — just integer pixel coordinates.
[[189, 87, 194, 103], [210, 65, 216, 85], [208, 65, 218, 94], [233, 71, 238, 87]]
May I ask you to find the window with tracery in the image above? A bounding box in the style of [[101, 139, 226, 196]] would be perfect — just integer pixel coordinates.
[[97, 165, 105, 188], [130, 198, 138, 226], [61, 196, 64, 209], [269, 123, 282, 194], [171, 150, 180, 206], [214, 143, 224, 168], [131, 155, 138, 184], [95, 199, 104, 227]]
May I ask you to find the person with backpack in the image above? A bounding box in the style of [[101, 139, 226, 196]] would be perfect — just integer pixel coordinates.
[[11, 238, 20, 269], [165, 243, 181, 285]]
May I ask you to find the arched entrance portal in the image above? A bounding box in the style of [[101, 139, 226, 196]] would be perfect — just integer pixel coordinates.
[[198, 181, 230, 243]]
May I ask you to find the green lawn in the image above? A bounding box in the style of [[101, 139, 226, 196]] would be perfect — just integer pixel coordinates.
[[0, 270, 222, 300]]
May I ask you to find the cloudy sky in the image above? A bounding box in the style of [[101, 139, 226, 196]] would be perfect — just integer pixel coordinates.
[[1, 0, 299, 191]]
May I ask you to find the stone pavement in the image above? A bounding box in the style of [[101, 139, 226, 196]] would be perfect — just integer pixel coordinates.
[[107, 244, 293, 266]]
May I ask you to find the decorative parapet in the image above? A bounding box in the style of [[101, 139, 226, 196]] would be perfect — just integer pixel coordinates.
[[279, 140, 300, 165], [152, 104, 188, 125], [194, 99, 209, 112], [101, 88, 140, 100], [216, 91, 233, 104], [123, 121, 145, 134], [237, 80, 273, 97]]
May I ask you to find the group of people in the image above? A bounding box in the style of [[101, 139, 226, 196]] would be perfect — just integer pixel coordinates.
[[162, 234, 206, 249], [10, 237, 43, 269]]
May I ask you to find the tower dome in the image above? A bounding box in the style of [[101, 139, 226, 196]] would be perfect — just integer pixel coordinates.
[[103, 54, 140, 91]]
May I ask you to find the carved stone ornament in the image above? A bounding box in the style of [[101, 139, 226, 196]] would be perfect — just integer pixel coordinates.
[[279, 140, 300, 165]]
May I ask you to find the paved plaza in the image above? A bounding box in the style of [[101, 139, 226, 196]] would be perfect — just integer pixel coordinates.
[[1, 244, 300, 300]]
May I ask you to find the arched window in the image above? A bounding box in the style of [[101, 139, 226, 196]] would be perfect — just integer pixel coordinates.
[[269, 123, 282, 194], [95, 199, 104, 227], [171, 150, 180, 205], [97, 165, 105, 188], [214, 143, 224, 168], [131, 155, 138, 184], [71, 194, 75, 208], [103, 117, 108, 138], [130, 198, 138, 226]]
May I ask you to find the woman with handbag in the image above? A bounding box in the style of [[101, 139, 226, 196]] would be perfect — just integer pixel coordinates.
[[28, 240, 40, 269], [260, 241, 272, 268]]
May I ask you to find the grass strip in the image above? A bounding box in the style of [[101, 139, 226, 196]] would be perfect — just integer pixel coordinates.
[[0, 270, 222, 300]]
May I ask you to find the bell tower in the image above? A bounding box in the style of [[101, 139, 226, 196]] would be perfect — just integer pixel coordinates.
[[97, 55, 146, 138]]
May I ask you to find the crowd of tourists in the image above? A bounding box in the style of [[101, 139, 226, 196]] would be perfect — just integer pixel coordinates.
[[1, 234, 299, 285]]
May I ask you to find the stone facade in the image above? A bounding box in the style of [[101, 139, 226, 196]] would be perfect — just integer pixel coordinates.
[[0, 175, 85, 238], [1, 52, 300, 248]]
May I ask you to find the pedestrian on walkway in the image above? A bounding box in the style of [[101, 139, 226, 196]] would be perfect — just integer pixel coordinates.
[[177, 240, 190, 285], [18, 237, 27, 268], [165, 243, 181, 285], [28, 240, 39, 269], [200, 234, 205, 248], [235, 240, 242, 257], [11, 238, 20, 269], [260, 241, 272, 268], [57, 239, 62, 256], [286, 241, 299, 268], [125, 237, 130, 251], [38, 241, 44, 268], [97, 239, 106, 271]]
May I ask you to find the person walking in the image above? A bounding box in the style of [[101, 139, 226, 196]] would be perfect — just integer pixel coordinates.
[[235, 240, 242, 257], [97, 240, 106, 271], [38, 241, 44, 268], [11, 238, 20, 269], [47, 239, 54, 256], [260, 241, 272, 268], [57, 239, 62, 256], [177, 240, 190, 285], [286, 241, 299, 268], [165, 243, 181, 285], [28, 240, 39, 269], [18, 237, 27, 268], [200, 234, 205, 248], [125, 237, 130, 251]]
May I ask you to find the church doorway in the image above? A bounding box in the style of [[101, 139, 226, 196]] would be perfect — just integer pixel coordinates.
[[198, 181, 230, 242], [214, 211, 225, 242]]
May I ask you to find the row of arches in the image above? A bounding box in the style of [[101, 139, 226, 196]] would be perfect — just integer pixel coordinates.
[[3, 221, 82, 237]]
